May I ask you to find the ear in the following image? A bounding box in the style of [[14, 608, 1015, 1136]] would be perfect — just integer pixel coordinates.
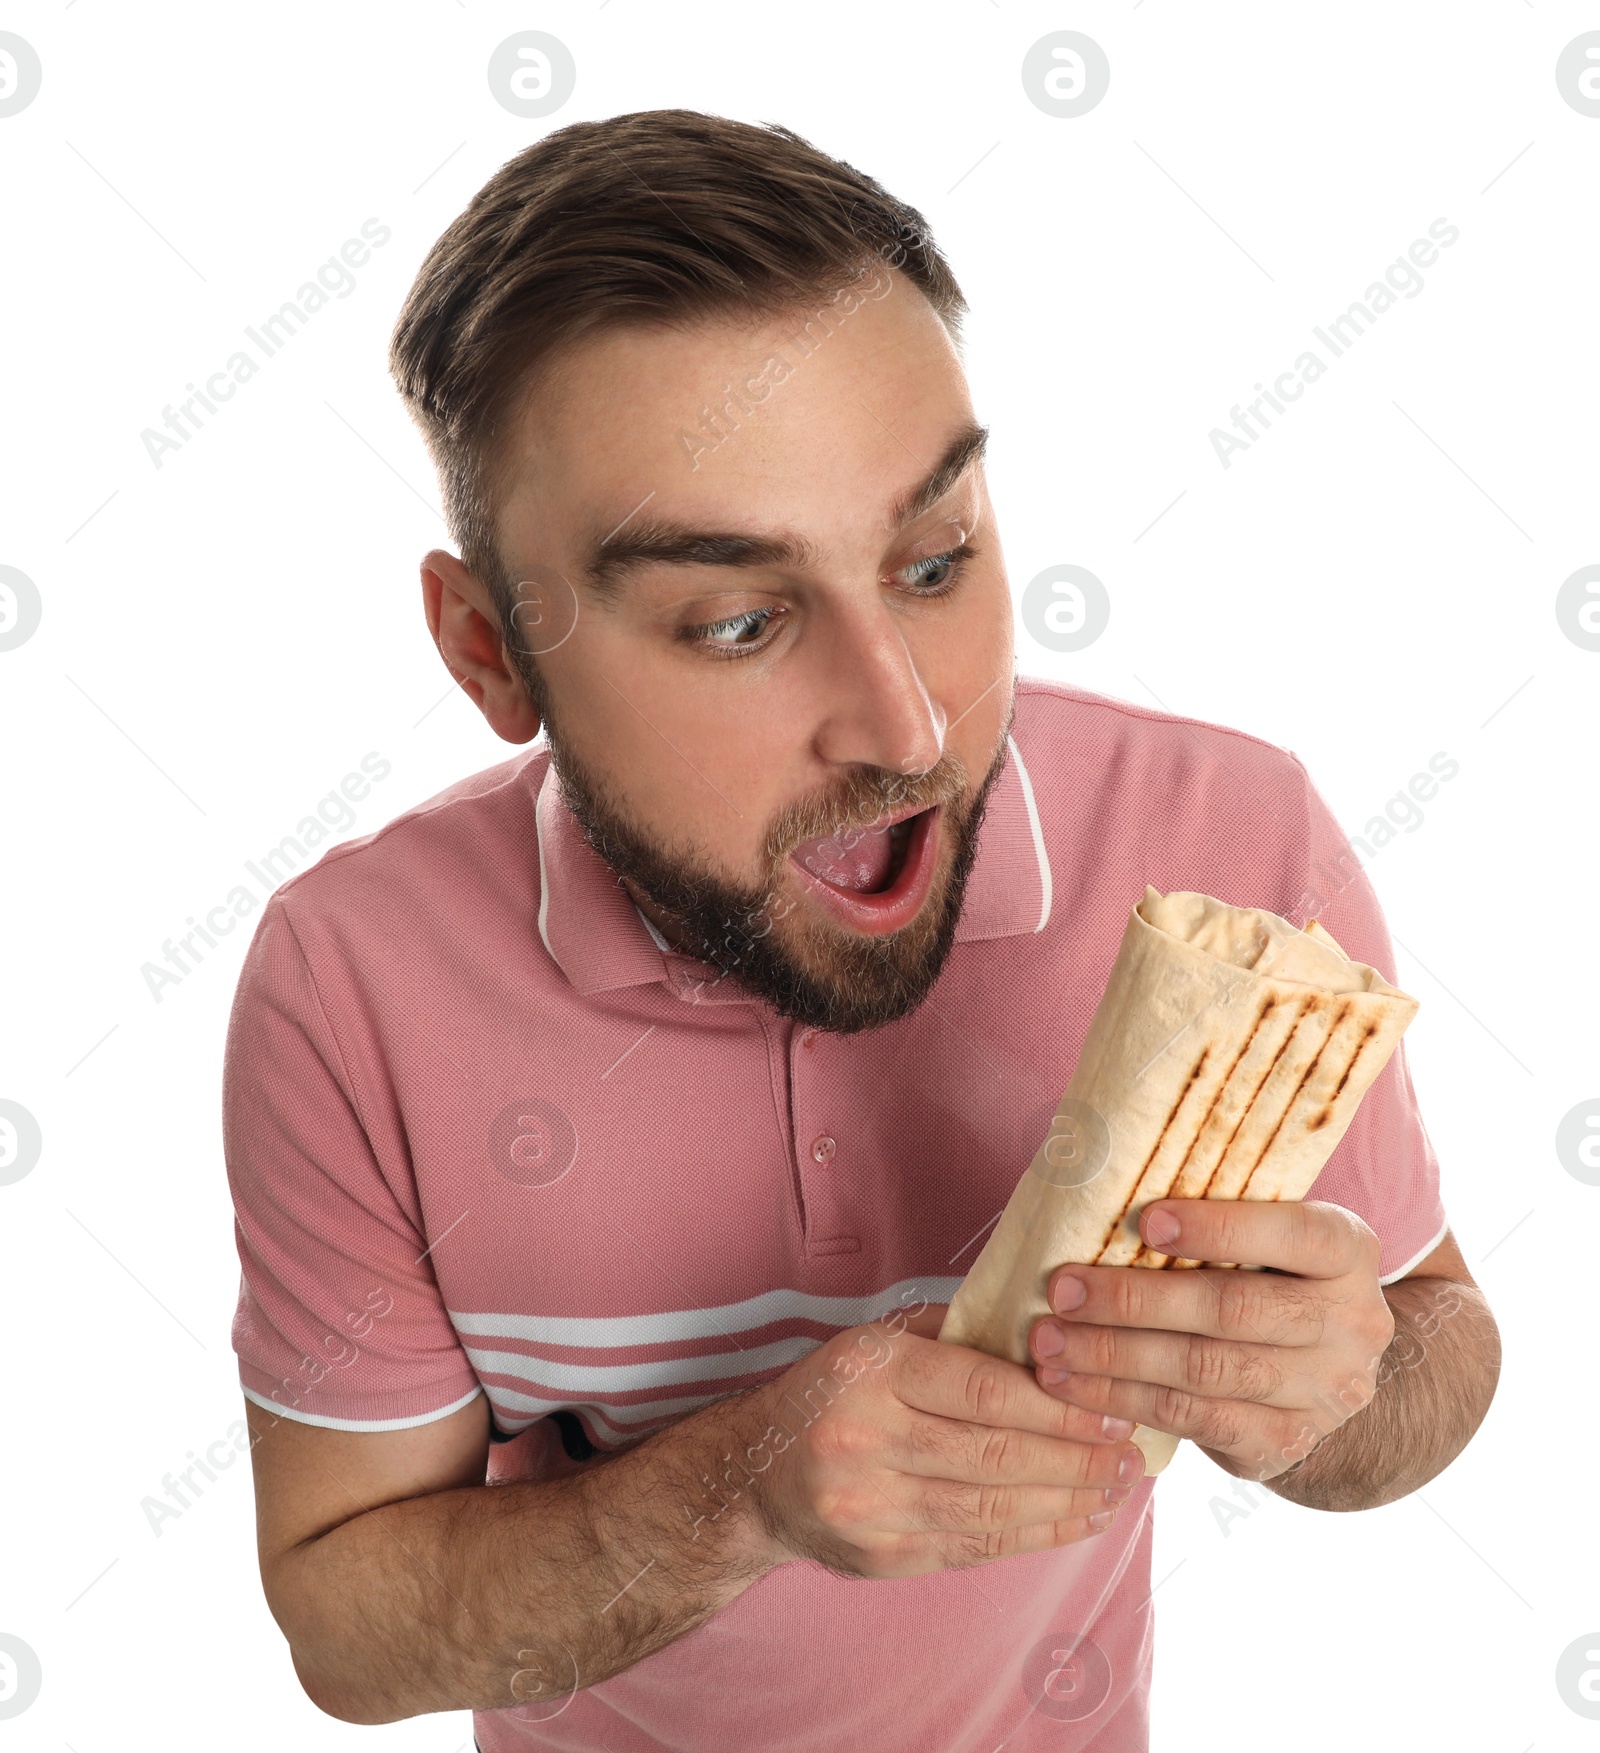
[[420, 549, 542, 745]]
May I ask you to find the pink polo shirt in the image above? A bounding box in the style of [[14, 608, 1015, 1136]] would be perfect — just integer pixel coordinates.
[[225, 677, 1446, 1751]]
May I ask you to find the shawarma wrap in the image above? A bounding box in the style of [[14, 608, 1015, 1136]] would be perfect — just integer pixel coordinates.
[[938, 886, 1419, 1474]]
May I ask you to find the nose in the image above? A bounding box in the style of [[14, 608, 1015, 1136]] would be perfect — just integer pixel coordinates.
[[808, 595, 947, 779]]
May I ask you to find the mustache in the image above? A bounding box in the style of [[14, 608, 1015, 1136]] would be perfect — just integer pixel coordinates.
[[761, 755, 970, 866]]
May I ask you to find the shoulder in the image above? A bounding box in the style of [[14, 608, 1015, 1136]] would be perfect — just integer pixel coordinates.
[[265, 743, 551, 942], [1005, 678, 1325, 921], [1010, 675, 1311, 809]]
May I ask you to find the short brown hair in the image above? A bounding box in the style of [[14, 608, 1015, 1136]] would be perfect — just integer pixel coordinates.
[[388, 108, 967, 636]]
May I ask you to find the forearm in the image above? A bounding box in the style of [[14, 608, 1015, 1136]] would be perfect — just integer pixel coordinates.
[[279, 1388, 780, 1723], [1266, 1275, 1499, 1512]]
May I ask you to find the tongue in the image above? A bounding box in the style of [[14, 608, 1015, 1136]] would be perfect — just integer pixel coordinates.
[[791, 824, 896, 892]]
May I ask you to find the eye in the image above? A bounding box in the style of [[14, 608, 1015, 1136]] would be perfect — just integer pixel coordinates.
[[889, 540, 975, 595], [681, 604, 783, 656]]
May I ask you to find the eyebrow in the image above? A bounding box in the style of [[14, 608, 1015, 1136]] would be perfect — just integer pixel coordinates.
[[582, 418, 990, 599]]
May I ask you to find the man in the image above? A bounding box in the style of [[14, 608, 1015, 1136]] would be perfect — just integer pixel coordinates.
[[227, 110, 1499, 1750]]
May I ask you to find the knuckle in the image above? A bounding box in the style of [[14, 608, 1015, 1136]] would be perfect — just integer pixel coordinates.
[[1149, 1385, 1193, 1431], [1191, 1399, 1245, 1450], [977, 1425, 1025, 1479], [1103, 1271, 1143, 1325], [966, 1359, 1012, 1424], [808, 1415, 860, 1465], [1080, 1325, 1120, 1374], [890, 1334, 937, 1398], [1182, 1334, 1231, 1395], [1259, 1277, 1318, 1340], [1364, 1298, 1397, 1353], [1346, 1211, 1382, 1272], [954, 1528, 1004, 1566], [811, 1482, 855, 1531], [904, 1414, 949, 1470], [972, 1482, 1012, 1531]]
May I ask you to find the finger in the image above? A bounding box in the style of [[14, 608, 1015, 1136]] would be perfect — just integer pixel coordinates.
[[1133, 1199, 1378, 1280], [1032, 1368, 1318, 1469], [900, 1476, 1140, 1541], [893, 1337, 1146, 1472], [889, 1409, 1147, 1489], [1030, 1321, 1289, 1406], [908, 1511, 1125, 1568], [1042, 1262, 1327, 1348]]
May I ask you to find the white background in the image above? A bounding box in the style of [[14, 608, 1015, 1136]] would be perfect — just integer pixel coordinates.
[[2, 2, 1596, 1747]]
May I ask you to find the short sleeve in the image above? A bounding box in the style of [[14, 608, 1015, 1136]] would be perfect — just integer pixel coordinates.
[[224, 896, 483, 1430], [1288, 756, 1449, 1282]]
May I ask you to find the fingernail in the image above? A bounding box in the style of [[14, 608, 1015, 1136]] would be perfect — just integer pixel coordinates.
[[1034, 1322, 1065, 1358], [1144, 1206, 1180, 1248], [1101, 1415, 1135, 1440], [1039, 1366, 1069, 1386], [1103, 1483, 1133, 1505], [1051, 1274, 1086, 1313], [1118, 1448, 1144, 1483], [1088, 1510, 1115, 1531]]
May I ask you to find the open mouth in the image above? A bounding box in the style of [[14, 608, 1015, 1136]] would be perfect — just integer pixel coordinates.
[[787, 805, 943, 936]]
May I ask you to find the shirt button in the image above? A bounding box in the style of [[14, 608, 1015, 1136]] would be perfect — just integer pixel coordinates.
[[811, 1135, 836, 1164], [801, 1030, 817, 1050]]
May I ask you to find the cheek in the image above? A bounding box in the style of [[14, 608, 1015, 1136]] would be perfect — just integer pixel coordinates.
[[934, 568, 1014, 747]]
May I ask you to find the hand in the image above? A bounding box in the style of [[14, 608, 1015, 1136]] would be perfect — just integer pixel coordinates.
[[744, 1302, 1145, 1579], [1027, 1201, 1396, 1483]]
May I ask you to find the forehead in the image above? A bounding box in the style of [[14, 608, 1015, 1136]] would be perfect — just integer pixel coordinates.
[[500, 273, 975, 552]]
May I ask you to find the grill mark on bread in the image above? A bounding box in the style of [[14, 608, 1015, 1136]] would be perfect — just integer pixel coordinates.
[[1096, 1047, 1211, 1264], [1136, 999, 1279, 1268], [1308, 1019, 1381, 1132], [1243, 1002, 1352, 1200], [1194, 999, 1288, 1205]]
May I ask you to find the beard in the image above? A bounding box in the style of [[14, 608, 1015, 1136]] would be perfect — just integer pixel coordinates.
[[532, 683, 1014, 1034]]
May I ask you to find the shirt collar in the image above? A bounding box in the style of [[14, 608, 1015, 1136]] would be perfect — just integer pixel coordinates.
[[529, 734, 1052, 998]]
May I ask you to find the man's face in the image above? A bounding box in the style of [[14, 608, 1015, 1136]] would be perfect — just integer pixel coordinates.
[[492, 266, 1015, 1031]]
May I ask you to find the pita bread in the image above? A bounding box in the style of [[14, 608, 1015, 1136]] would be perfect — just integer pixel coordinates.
[[938, 886, 1418, 1475]]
